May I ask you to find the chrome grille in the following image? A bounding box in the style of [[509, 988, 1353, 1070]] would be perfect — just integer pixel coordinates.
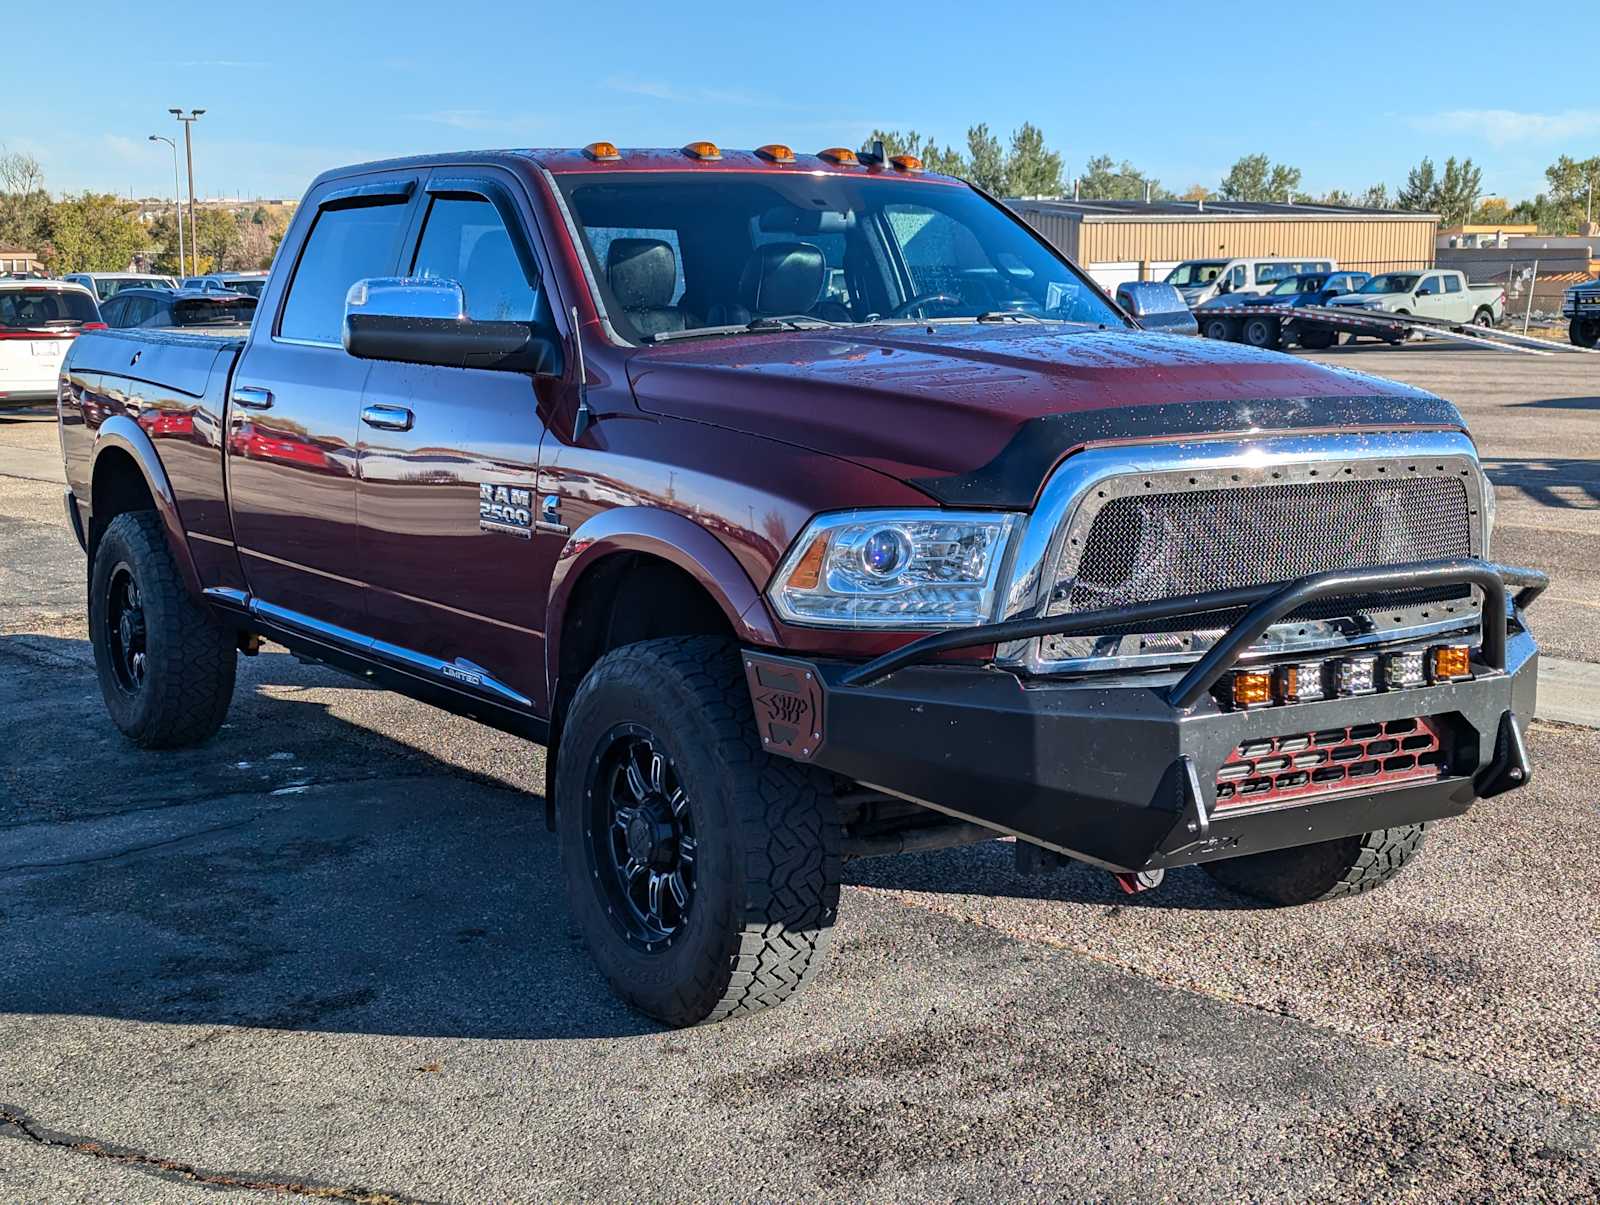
[[1015, 441, 1489, 672], [1062, 476, 1472, 613]]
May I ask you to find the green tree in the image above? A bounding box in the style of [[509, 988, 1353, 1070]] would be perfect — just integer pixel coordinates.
[[1005, 123, 1063, 197], [1078, 154, 1167, 201], [192, 206, 242, 273], [859, 129, 965, 177], [965, 124, 1006, 193], [0, 149, 50, 251], [1395, 156, 1483, 224], [1541, 154, 1600, 232], [1395, 158, 1438, 211], [1219, 154, 1302, 202], [41, 193, 149, 273]]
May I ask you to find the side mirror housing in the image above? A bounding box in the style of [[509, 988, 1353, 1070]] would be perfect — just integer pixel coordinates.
[[1116, 281, 1200, 336], [342, 277, 558, 373]]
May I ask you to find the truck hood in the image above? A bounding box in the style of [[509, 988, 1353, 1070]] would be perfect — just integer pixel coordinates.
[[625, 324, 1462, 507]]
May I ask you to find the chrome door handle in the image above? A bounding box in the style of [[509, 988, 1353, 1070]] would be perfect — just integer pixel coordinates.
[[231, 385, 273, 410], [361, 404, 414, 431]]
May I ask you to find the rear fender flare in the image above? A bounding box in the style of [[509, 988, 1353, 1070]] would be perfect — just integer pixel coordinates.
[[544, 505, 779, 697], [90, 415, 203, 601]]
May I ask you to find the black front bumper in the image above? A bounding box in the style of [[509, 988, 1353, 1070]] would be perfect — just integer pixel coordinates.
[[745, 559, 1544, 874]]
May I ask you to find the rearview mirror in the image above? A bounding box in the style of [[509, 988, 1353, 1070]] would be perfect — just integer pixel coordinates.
[[1115, 281, 1199, 336], [342, 277, 557, 373]]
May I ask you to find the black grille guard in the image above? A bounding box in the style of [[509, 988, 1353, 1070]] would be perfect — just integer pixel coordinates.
[[839, 559, 1548, 704]]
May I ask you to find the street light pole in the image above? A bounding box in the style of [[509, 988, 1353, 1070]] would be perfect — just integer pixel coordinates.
[[169, 108, 205, 277], [148, 135, 184, 276]]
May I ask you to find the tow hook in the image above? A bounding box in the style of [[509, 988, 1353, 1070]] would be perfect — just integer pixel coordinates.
[[1112, 869, 1165, 895]]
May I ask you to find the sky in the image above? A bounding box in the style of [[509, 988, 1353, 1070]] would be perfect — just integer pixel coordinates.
[[9, 2, 1597, 205]]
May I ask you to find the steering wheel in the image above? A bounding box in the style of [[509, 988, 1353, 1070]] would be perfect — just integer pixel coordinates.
[[885, 292, 962, 319]]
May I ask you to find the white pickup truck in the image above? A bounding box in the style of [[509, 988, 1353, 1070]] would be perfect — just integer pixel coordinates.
[[1326, 270, 1504, 326]]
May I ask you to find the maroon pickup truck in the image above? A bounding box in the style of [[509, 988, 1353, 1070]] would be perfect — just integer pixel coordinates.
[[57, 142, 1544, 1027]]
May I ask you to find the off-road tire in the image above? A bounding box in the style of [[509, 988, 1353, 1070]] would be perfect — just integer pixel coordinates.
[[1202, 824, 1429, 906], [90, 510, 236, 748], [555, 636, 841, 1026], [1571, 318, 1600, 348]]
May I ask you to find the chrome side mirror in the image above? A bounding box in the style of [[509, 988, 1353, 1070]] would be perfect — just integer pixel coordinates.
[[342, 277, 559, 373], [1116, 281, 1199, 336]]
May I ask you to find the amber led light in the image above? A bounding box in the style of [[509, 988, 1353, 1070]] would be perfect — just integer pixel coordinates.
[[818, 147, 859, 165], [889, 154, 923, 172], [1431, 645, 1471, 681], [583, 141, 621, 161], [787, 534, 830, 591], [681, 140, 722, 160], [1230, 671, 1273, 709], [756, 144, 796, 164]]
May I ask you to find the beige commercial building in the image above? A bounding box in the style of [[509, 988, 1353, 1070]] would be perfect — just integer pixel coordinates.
[[1006, 200, 1439, 291]]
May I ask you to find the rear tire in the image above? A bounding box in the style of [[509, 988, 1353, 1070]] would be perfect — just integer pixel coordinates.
[[555, 636, 841, 1026], [1202, 317, 1238, 342], [89, 510, 236, 748], [1298, 327, 1336, 350], [1473, 307, 1495, 328], [1203, 824, 1429, 905], [1571, 318, 1600, 348]]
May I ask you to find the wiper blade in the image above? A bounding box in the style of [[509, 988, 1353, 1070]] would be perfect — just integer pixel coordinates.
[[644, 315, 842, 344], [972, 310, 1045, 323]]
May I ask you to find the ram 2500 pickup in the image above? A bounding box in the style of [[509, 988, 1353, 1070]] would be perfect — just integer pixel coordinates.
[[57, 142, 1545, 1027]]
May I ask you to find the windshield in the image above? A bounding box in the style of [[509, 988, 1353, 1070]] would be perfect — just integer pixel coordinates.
[[173, 295, 257, 326], [556, 172, 1121, 343], [97, 276, 175, 301], [221, 278, 266, 298], [1360, 273, 1420, 294], [0, 287, 98, 328], [1164, 260, 1226, 288]]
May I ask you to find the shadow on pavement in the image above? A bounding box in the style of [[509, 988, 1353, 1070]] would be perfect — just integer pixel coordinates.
[[1481, 456, 1600, 507], [0, 633, 658, 1042], [1511, 396, 1600, 411]]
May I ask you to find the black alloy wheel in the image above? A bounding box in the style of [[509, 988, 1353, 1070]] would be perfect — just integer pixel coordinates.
[[585, 723, 697, 950], [104, 562, 148, 694]]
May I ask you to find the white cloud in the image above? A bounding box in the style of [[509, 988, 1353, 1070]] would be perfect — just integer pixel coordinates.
[[1411, 108, 1600, 147]]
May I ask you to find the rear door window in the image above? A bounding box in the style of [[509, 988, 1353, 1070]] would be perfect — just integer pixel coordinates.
[[1444, 274, 1462, 294], [278, 199, 411, 344]]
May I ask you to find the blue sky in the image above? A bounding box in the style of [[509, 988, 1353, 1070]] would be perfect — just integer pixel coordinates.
[[11, 2, 1596, 204]]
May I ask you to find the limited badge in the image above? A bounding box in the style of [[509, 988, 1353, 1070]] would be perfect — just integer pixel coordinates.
[[479, 483, 533, 538]]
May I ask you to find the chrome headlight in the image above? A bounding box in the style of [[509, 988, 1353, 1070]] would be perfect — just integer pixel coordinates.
[[768, 509, 1022, 628]]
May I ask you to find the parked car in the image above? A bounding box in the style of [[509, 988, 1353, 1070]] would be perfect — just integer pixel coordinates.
[[1165, 257, 1337, 306], [1199, 271, 1371, 311], [99, 287, 257, 333], [181, 272, 269, 298], [1326, 270, 1503, 326], [0, 280, 103, 407], [1560, 278, 1600, 347], [57, 144, 1543, 1027], [62, 272, 179, 302]]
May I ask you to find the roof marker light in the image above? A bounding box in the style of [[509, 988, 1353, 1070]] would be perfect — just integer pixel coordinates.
[[681, 141, 722, 161], [756, 144, 796, 164], [583, 141, 621, 161], [889, 154, 923, 172], [818, 147, 859, 166]]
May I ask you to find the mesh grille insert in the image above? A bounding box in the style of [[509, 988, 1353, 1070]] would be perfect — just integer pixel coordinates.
[[1056, 475, 1473, 622]]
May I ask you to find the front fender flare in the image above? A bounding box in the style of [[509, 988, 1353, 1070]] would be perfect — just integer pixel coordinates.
[[90, 415, 204, 601], [544, 505, 780, 695]]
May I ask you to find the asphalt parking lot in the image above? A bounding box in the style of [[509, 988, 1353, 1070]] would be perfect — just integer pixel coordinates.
[[2, 344, 1598, 1202]]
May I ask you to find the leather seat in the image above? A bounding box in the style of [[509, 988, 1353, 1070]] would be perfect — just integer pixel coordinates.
[[606, 238, 687, 338], [708, 241, 831, 326]]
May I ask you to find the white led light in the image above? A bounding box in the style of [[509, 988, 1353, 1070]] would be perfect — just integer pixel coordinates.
[[1336, 655, 1378, 696], [1276, 660, 1327, 703], [1384, 650, 1428, 689], [770, 509, 1022, 629]]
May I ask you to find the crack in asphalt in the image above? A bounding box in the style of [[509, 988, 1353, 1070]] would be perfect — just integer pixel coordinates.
[[0, 815, 264, 873], [0, 1105, 428, 1203]]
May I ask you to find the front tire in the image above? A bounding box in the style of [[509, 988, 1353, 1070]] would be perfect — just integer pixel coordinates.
[[1571, 318, 1600, 348], [89, 510, 237, 748], [556, 636, 841, 1026], [1203, 824, 1429, 905]]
